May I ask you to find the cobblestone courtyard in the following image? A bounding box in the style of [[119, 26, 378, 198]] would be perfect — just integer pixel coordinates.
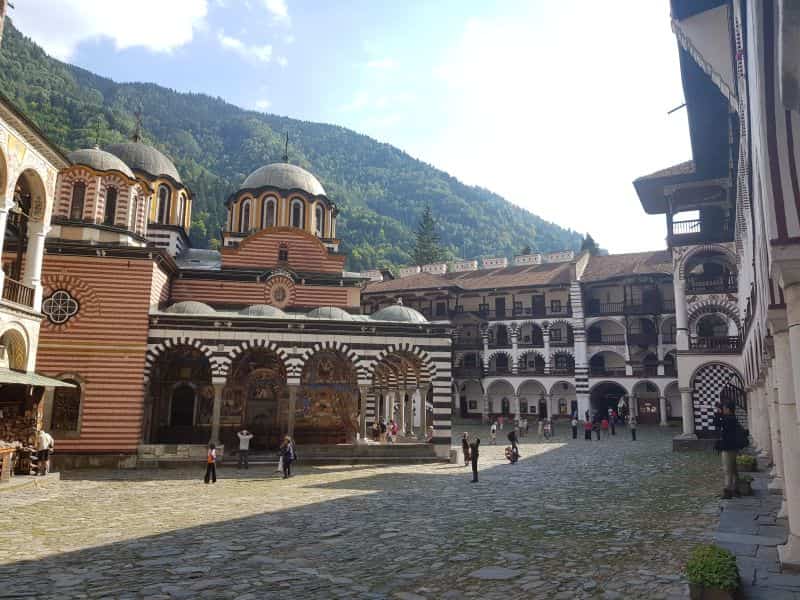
[[0, 425, 721, 599]]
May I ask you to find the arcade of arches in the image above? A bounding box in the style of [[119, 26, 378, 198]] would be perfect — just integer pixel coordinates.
[[144, 344, 434, 449]]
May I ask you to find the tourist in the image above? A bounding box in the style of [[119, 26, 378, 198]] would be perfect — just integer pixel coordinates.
[[237, 428, 253, 469], [715, 404, 745, 499], [593, 416, 601, 441], [525, 418, 530, 435], [601, 417, 610, 439], [279, 436, 295, 479], [490, 420, 497, 445], [507, 429, 519, 454], [204, 443, 217, 484], [380, 418, 387, 442], [469, 437, 480, 483], [498, 415, 504, 431], [372, 420, 380, 442], [629, 414, 638, 441], [584, 419, 593, 441], [505, 446, 519, 464], [571, 416, 578, 439], [388, 419, 396, 443], [36, 429, 54, 476], [609, 413, 616, 436], [462, 432, 470, 466]]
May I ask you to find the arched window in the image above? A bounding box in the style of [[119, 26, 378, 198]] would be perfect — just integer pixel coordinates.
[[290, 199, 304, 228], [157, 185, 171, 223], [278, 242, 289, 262], [240, 200, 251, 232], [52, 378, 82, 433], [69, 182, 85, 221], [315, 204, 325, 237], [104, 187, 117, 226], [177, 194, 186, 228], [263, 197, 276, 227]]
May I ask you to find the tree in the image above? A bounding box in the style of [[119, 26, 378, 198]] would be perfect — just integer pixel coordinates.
[[581, 234, 600, 255], [521, 245, 532, 255], [412, 205, 443, 265]]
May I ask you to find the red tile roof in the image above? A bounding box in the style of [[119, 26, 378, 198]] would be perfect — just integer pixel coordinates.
[[580, 251, 672, 282]]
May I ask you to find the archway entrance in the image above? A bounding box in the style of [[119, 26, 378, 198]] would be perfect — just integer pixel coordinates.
[[170, 385, 195, 427], [299, 351, 359, 444], [589, 382, 626, 419], [633, 381, 660, 424]]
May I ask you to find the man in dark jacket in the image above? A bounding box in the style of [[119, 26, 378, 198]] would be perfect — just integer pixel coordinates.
[[714, 403, 742, 499], [469, 438, 480, 483]]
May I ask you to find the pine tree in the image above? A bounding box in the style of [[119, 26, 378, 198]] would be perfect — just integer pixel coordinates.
[[413, 205, 443, 265], [581, 234, 600, 255]]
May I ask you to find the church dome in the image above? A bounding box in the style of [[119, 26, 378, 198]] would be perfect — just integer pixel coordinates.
[[307, 306, 353, 320], [164, 301, 215, 315], [105, 141, 182, 183], [371, 305, 428, 323], [68, 147, 135, 179], [239, 304, 287, 318], [240, 162, 325, 196]]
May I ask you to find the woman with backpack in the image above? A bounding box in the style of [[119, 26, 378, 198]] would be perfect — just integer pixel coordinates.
[[715, 403, 746, 499]]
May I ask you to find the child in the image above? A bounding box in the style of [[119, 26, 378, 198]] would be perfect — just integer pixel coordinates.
[[204, 443, 217, 484]]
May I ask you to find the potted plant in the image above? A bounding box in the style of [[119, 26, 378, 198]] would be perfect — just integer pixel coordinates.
[[685, 544, 740, 600], [736, 475, 753, 497], [736, 454, 757, 472]]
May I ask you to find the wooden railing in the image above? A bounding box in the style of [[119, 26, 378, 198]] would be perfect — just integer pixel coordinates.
[[686, 274, 737, 294], [587, 333, 626, 345], [689, 336, 742, 353], [2, 278, 34, 308]]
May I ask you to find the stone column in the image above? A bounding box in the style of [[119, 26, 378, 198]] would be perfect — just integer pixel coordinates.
[[406, 389, 415, 435], [22, 221, 49, 310], [657, 324, 665, 376], [210, 379, 225, 445], [673, 277, 689, 351], [767, 360, 784, 492], [511, 393, 520, 419], [358, 385, 369, 443], [774, 325, 800, 568], [287, 384, 298, 438], [482, 393, 489, 424], [543, 327, 551, 374], [679, 387, 695, 436], [0, 200, 9, 298], [659, 396, 668, 426]]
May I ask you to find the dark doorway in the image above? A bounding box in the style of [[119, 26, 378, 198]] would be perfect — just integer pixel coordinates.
[[496, 327, 509, 347], [538, 399, 548, 418], [495, 297, 506, 318], [532, 294, 546, 316], [170, 385, 195, 427], [589, 382, 626, 419], [460, 396, 468, 418], [501, 397, 510, 415]]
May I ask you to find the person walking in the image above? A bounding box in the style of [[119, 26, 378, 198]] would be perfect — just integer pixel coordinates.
[[609, 412, 616, 436], [593, 416, 601, 441], [372, 420, 380, 442], [571, 416, 578, 440], [469, 437, 480, 483], [380, 418, 387, 442], [237, 428, 253, 469], [507, 429, 519, 454], [715, 404, 745, 498], [461, 432, 471, 467], [498, 415, 504, 431], [490, 420, 497, 445], [584, 419, 593, 441], [601, 417, 610, 439], [279, 436, 295, 479], [629, 413, 638, 441], [204, 443, 217, 484], [36, 429, 54, 476]]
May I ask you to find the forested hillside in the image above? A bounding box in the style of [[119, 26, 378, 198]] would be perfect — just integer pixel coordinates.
[[0, 20, 583, 271]]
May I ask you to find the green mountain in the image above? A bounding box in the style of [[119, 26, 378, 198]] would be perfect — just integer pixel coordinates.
[[0, 20, 583, 271]]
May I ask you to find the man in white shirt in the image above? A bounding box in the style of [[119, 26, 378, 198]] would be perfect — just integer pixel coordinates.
[[36, 430, 54, 476], [237, 429, 254, 469]]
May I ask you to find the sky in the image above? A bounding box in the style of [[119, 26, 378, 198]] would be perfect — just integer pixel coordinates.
[[8, 0, 691, 254]]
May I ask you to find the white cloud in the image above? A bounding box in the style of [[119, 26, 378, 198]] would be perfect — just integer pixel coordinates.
[[276, 56, 289, 68], [264, 0, 290, 22], [217, 32, 273, 62], [366, 58, 397, 70], [255, 98, 271, 110], [341, 91, 371, 112], [8, 0, 208, 60]]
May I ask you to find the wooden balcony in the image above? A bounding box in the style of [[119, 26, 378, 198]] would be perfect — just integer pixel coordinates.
[[2, 278, 34, 309], [587, 333, 626, 345], [689, 336, 742, 353], [686, 274, 737, 294]]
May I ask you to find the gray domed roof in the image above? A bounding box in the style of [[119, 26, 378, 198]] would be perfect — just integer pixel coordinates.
[[371, 305, 428, 323], [105, 141, 181, 183], [68, 147, 135, 179], [164, 301, 215, 315], [307, 306, 353, 320], [239, 304, 287, 318], [240, 162, 325, 196]]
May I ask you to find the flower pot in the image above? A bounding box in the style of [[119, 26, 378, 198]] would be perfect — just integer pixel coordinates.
[[689, 583, 739, 600]]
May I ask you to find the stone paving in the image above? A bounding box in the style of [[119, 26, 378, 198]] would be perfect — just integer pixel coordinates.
[[0, 424, 723, 599]]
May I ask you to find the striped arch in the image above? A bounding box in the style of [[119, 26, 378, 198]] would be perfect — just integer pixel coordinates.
[[368, 343, 437, 382], [298, 340, 366, 381], [677, 243, 737, 279], [484, 349, 512, 365], [144, 336, 217, 383], [224, 339, 290, 378], [545, 318, 573, 330], [686, 299, 740, 328]]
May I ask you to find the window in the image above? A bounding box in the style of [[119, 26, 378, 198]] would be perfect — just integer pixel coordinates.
[[42, 290, 79, 325], [104, 187, 117, 226], [291, 199, 304, 228], [550, 299, 562, 313], [550, 327, 562, 341], [240, 200, 251, 232], [315, 204, 325, 236], [554, 353, 573, 372], [264, 197, 276, 227], [52, 379, 81, 433], [69, 182, 85, 220], [559, 398, 568, 415], [177, 195, 186, 228], [157, 185, 171, 223], [520, 400, 528, 414], [436, 301, 446, 316], [278, 242, 289, 262]]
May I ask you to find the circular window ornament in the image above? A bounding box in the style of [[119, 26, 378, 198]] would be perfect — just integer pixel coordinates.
[[272, 286, 287, 304], [43, 290, 79, 325], [264, 274, 295, 309]]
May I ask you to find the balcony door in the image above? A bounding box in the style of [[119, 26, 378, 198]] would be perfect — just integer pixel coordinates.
[[495, 297, 506, 318], [532, 294, 546, 316]]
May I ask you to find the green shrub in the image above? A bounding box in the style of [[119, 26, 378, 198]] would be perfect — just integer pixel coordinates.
[[739, 474, 753, 483], [736, 455, 756, 469], [685, 545, 739, 590]]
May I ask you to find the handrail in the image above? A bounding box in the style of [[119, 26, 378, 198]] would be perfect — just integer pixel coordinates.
[[2, 278, 34, 309]]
